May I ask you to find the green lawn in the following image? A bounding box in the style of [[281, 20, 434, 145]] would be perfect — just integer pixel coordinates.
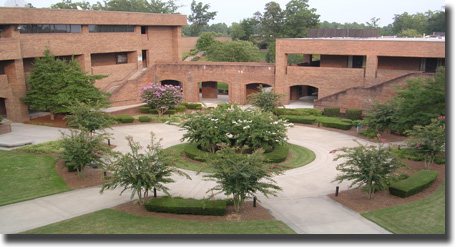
[[166, 143, 315, 173], [22, 209, 296, 234], [362, 181, 445, 234], [0, 150, 71, 206]]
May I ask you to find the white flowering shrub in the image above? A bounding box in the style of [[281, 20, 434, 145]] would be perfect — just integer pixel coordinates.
[[180, 105, 292, 153]]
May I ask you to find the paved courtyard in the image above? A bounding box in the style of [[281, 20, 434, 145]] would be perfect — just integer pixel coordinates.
[[0, 122, 390, 234]]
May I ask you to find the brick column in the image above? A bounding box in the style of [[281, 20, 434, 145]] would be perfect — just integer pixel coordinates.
[[365, 55, 378, 86], [5, 60, 29, 122]]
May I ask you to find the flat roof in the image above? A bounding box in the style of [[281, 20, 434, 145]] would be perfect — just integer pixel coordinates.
[[279, 37, 445, 42], [0, 7, 187, 26]]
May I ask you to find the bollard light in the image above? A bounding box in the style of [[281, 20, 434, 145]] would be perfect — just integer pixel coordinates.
[[253, 197, 257, 207], [335, 186, 339, 197], [154, 187, 157, 198]]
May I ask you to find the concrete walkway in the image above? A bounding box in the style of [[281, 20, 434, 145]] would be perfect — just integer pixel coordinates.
[[0, 123, 390, 234]]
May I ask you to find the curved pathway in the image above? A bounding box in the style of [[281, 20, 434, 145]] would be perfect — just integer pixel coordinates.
[[0, 123, 390, 234]]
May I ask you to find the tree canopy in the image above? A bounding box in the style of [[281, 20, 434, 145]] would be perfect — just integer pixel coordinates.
[[21, 49, 110, 120], [51, 0, 181, 14], [206, 40, 260, 63], [187, 0, 217, 37]]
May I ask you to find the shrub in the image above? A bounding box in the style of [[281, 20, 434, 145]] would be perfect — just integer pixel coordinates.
[[180, 105, 292, 153], [274, 108, 322, 117], [216, 103, 231, 110], [140, 107, 151, 113], [247, 85, 283, 112], [145, 196, 226, 216], [0, 115, 3, 123], [346, 108, 363, 120], [191, 56, 200, 61], [186, 103, 203, 110], [189, 49, 199, 55], [324, 107, 340, 117], [321, 121, 352, 130], [149, 109, 158, 115], [15, 139, 64, 154], [115, 114, 134, 123], [181, 102, 189, 106], [174, 105, 186, 113], [138, 116, 152, 123], [60, 129, 112, 176], [389, 170, 439, 198], [183, 143, 216, 162], [64, 100, 115, 132], [279, 115, 316, 124], [263, 144, 289, 163], [352, 120, 363, 127]]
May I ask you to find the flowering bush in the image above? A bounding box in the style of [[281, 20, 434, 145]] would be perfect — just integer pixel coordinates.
[[60, 129, 113, 177], [100, 133, 191, 205], [180, 105, 292, 153], [247, 85, 283, 112], [140, 84, 183, 117], [405, 116, 445, 169], [331, 138, 405, 199]]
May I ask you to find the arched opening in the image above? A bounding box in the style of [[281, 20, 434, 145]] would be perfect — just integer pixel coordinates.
[[199, 81, 229, 104], [289, 85, 318, 108], [161, 80, 182, 88], [245, 83, 272, 102]]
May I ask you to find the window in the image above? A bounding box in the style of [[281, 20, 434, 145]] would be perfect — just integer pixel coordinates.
[[89, 25, 135, 33], [116, 54, 128, 64], [19, 24, 81, 34]]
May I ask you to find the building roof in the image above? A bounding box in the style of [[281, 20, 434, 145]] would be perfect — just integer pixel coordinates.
[[0, 7, 187, 26]]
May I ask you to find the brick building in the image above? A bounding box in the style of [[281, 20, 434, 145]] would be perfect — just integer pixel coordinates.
[[0, 7, 186, 122], [0, 7, 446, 122]]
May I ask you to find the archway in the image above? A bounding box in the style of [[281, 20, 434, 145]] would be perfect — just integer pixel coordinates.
[[199, 81, 229, 104], [0, 97, 6, 119], [161, 80, 182, 88], [289, 85, 318, 108], [245, 83, 272, 102]]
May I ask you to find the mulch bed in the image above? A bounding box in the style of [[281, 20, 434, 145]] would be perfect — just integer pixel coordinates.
[[328, 160, 445, 213]]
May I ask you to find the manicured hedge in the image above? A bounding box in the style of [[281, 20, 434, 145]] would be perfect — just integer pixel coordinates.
[[184, 143, 289, 163], [346, 108, 363, 120], [323, 107, 340, 117], [320, 120, 352, 130], [149, 109, 158, 115], [174, 105, 187, 113], [216, 103, 231, 110], [115, 114, 134, 123], [165, 110, 176, 115], [184, 143, 216, 162], [279, 115, 316, 124], [274, 108, 322, 117], [389, 170, 439, 198], [186, 103, 203, 110], [145, 197, 227, 216], [140, 107, 151, 114], [263, 145, 289, 163], [138, 116, 152, 123]]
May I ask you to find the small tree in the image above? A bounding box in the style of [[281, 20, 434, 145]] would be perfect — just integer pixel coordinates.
[[203, 145, 283, 213], [60, 129, 113, 177], [247, 85, 283, 112], [21, 48, 110, 120], [206, 40, 260, 62], [405, 116, 445, 169], [100, 133, 191, 205], [64, 100, 116, 132], [196, 32, 216, 51], [332, 139, 405, 199], [140, 83, 183, 117]]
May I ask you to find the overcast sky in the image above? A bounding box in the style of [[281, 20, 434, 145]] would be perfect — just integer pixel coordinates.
[[3, 0, 447, 26]]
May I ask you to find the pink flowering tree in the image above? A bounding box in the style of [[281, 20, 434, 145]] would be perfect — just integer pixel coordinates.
[[405, 116, 446, 169], [331, 137, 405, 199], [140, 83, 183, 117], [100, 132, 191, 205]]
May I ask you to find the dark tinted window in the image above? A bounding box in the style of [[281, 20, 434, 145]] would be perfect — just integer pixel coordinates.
[[88, 25, 135, 33], [19, 24, 81, 34]]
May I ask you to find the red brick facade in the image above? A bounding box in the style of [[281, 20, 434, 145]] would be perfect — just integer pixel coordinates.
[[0, 8, 446, 122]]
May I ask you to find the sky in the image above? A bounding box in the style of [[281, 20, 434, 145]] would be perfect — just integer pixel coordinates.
[[3, 0, 447, 27]]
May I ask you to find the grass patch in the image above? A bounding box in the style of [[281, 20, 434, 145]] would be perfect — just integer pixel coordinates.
[[166, 143, 315, 173], [15, 139, 64, 154], [362, 181, 445, 234], [22, 209, 295, 234], [0, 150, 71, 206]]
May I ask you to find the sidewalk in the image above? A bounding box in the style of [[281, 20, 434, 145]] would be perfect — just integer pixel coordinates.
[[0, 123, 390, 234]]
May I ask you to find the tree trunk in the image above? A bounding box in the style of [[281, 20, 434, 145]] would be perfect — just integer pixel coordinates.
[[50, 111, 55, 120]]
